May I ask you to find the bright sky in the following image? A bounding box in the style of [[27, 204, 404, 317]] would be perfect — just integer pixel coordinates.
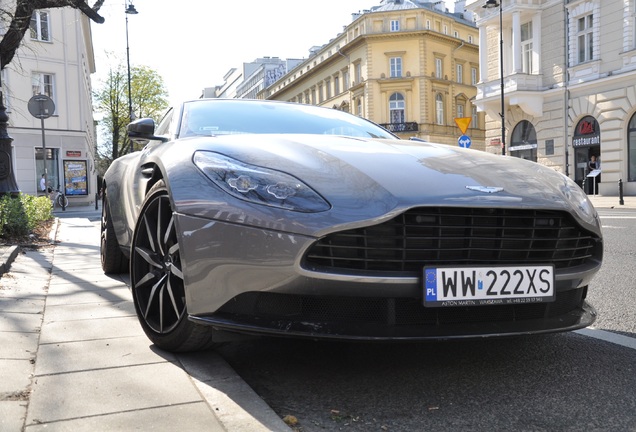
[[91, 0, 457, 106]]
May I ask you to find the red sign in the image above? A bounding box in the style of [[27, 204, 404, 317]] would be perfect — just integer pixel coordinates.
[[66, 151, 81, 157]]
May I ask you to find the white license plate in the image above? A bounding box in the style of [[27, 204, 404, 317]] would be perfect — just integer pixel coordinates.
[[423, 265, 554, 307]]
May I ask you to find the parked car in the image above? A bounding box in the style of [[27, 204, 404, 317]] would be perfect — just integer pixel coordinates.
[[100, 99, 603, 352]]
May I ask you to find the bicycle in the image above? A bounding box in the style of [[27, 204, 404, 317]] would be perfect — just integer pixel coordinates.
[[50, 186, 69, 208]]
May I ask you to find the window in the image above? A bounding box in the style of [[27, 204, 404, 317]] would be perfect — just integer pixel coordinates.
[[457, 102, 464, 119], [577, 14, 594, 63], [629, 113, 636, 182], [435, 58, 443, 79], [510, 120, 538, 162], [334, 75, 340, 95], [389, 93, 405, 124], [426, 20, 431, 30], [356, 98, 363, 116], [471, 67, 478, 85], [468, 35, 473, 44], [30, 11, 50, 42], [32, 73, 55, 100], [355, 63, 362, 85], [454, 31, 459, 38], [343, 69, 350, 90], [325, 79, 331, 99], [35, 148, 60, 194], [444, 25, 448, 35], [390, 20, 400, 32], [472, 106, 479, 129], [521, 22, 533, 73], [456, 64, 463, 84], [435, 93, 444, 125], [312, 87, 317, 104], [390, 57, 402, 78]]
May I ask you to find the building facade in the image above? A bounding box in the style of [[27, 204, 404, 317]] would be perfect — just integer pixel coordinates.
[[264, 0, 485, 148], [2, 6, 97, 204], [467, 0, 636, 196]]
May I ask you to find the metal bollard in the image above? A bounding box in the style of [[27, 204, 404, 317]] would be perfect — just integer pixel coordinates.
[[95, 192, 99, 210], [619, 179, 624, 206]]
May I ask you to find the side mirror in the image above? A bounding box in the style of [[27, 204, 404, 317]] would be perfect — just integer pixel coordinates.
[[127, 118, 169, 143]]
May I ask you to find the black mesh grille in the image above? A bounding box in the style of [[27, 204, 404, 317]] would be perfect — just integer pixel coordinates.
[[216, 289, 586, 327], [304, 208, 599, 274]]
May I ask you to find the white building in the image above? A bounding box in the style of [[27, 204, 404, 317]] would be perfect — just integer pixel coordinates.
[[2, 7, 98, 204], [466, 0, 636, 196]]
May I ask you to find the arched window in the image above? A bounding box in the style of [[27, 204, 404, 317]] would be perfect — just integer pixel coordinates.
[[389, 92, 405, 124], [435, 93, 444, 125], [510, 120, 537, 162], [629, 113, 636, 182]]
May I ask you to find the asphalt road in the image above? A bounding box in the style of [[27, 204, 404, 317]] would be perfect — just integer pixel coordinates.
[[217, 208, 636, 432]]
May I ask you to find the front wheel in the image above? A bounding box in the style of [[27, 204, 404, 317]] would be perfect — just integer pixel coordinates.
[[130, 180, 218, 352], [56, 193, 69, 208]]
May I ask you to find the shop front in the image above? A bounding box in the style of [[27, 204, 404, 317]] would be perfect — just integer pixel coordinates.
[[572, 116, 601, 195]]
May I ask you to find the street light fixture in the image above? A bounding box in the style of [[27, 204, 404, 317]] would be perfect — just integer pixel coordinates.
[[483, 0, 505, 156], [125, 1, 138, 154]]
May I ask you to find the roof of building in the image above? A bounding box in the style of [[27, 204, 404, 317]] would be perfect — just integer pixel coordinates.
[[375, 0, 420, 12]]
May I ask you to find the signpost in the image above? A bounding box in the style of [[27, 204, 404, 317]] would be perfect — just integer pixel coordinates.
[[455, 117, 472, 149], [28, 94, 55, 196]]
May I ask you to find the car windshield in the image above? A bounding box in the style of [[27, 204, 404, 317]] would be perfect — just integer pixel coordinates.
[[178, 100, 397, 139]]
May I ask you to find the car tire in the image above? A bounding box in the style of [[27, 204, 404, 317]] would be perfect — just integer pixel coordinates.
[[130, 180, 218, 352], [101, 194, 129, 274]]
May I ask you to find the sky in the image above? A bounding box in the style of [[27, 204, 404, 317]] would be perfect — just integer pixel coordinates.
[[91, 0, 457, 106]]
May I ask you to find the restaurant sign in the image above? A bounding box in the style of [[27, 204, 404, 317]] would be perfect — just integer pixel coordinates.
[[572, 116, 600, 148]]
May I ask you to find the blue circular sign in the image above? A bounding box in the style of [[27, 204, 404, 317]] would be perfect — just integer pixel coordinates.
[[458, 135, 472, 148]]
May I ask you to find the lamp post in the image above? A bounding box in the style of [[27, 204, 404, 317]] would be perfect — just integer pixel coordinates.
[[483, 0, 505, 156], [125, 1, 138, 154]]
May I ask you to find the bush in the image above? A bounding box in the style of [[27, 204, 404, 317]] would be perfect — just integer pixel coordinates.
[[0, 193, 53, 238]]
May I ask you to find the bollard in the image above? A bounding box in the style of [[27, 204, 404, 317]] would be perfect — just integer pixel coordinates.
[[619, 179, 624, 206], [95, 192, 99, 210]]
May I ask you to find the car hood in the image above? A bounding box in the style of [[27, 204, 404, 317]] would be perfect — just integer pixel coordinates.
[[173, 134, 599, 235]]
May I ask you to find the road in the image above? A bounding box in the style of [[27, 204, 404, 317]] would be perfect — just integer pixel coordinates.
[[216, 208, 636, 432]]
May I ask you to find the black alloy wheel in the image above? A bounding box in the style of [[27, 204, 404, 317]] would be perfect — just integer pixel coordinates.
[[101, 195, 129, 274], [131, 180, 216, 352]]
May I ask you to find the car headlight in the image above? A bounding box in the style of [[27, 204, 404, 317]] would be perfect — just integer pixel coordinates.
[[193, 151, 330, 213], [559, 173, 598, 227]]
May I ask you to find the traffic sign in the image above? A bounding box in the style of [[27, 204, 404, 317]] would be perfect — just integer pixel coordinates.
[[458, 135, 472, 148], [454, 117, 472, 135], [28, 94, 55, 119]]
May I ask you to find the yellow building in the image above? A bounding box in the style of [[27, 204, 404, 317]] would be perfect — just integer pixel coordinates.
[[263, 1, 485, 149]]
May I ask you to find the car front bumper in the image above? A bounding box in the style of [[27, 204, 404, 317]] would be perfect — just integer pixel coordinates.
[[176, 212, 599, 340]]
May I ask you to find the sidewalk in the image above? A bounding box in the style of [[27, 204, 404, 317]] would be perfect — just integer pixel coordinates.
[[587, 194, 636, 209], [0, 214, 288, 431]]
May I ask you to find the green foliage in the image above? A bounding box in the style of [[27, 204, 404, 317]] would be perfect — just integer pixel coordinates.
[[0, 193, 52, 238], [93, 54, 169, 172]]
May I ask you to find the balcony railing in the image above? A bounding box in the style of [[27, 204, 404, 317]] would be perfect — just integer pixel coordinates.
[[379, 122, 419, 133]]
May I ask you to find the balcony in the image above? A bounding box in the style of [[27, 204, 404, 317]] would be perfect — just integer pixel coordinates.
[[379, 122, 419, 133]]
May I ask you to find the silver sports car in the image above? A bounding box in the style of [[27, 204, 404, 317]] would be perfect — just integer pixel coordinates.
[[101, 99, 603, 352]]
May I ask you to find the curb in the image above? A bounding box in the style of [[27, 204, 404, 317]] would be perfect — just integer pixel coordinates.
[[0, 245, 20, 276]]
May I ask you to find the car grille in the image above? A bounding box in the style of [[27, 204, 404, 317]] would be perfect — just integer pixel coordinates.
[[216, 288, 586, 327], [304, 208, 599, 275]]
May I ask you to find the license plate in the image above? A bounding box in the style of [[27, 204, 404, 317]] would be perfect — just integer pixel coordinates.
[[423, 265, 554, 307]]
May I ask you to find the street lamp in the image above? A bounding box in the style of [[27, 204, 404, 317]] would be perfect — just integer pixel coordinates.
[[125, 1, 138, 154], [483, 0, 505, 156]]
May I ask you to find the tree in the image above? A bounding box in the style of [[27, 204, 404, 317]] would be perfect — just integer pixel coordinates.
[[0, 1, 107, 193], [1, 1, 105, 70], [93, 58, 169, 170]]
